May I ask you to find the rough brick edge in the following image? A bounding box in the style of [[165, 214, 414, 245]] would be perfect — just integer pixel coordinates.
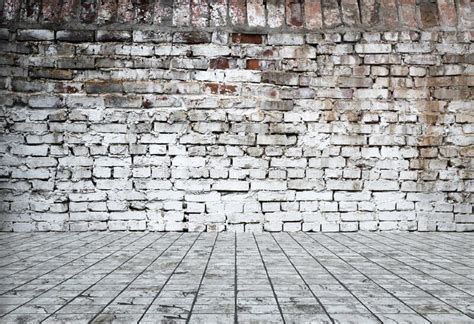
[[0, 0, 472, 31]]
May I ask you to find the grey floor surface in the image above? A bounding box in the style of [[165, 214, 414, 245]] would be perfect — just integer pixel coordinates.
[[0, 232, 472, 323]]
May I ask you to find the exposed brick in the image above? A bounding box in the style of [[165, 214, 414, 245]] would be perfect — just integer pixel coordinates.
[[204, 82, 238, 94], [285, 0, 304, 27], [231, 33, 263, 44], [246, 59, 260, 70], [210, 57, 230, 69]]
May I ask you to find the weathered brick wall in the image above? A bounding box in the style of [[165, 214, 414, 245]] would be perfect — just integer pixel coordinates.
[[0, 0, 473, 232]]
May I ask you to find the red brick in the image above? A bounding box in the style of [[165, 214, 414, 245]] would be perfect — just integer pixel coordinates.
[[263, 49, 275, 57], [205, 82, 220, 94], [231, 33, 263, 44], [286, 0, 304, 28], [191, 0, 209, 27], [221, 84, 237, 95], [437, 0, 457, 27], [360, 0, 379, 26], [304, 0, 323, 29], [399, 0, 417, 28], [341, 0, 360, 26], [229, 0, 246, 25], [246, 59, 261, 70], [419, 0, 439, 28], [322, 0, 342, 28]]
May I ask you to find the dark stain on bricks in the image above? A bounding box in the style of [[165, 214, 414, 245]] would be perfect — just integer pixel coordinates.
[[287, 0, 304, 27], [142, 98, 153, 108], [173, 31, 212, 44], [263, 49, 274, 57], [55, 83, 81, 94], [210, 58, 230, 69]]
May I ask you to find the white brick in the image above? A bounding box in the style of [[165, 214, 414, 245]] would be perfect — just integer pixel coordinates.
[[212, 180, 249, 192], [251, 180, 287, 191], [295, 191, 333, 201]]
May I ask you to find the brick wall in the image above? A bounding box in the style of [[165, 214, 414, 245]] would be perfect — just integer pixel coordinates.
[[0, 0, 473, 232]]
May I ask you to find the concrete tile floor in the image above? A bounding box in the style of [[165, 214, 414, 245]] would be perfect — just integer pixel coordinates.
[[0, 232, 472, 324]]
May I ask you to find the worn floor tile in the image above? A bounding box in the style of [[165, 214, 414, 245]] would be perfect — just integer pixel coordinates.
[[0, 232, 472, 323]]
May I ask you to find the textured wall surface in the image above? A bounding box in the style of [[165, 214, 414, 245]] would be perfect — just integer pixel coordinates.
[[0, 0, 473, 232]]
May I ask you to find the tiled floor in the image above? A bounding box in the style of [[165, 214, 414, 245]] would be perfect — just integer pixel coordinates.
[[0, 232, 472, 323]]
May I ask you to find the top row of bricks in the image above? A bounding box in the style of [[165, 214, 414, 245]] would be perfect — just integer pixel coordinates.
[[1, 0, 472, 31]]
